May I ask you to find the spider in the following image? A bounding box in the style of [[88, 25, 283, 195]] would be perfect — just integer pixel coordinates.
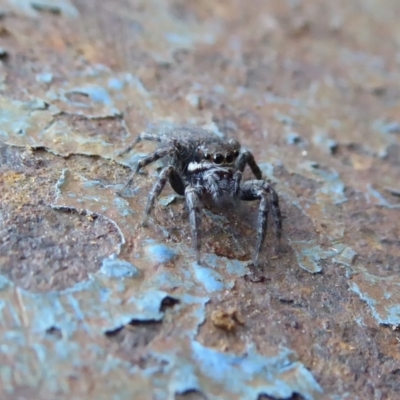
[[118, 127, 282, 266]]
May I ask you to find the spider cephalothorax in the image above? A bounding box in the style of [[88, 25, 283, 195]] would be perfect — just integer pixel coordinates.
[[118, 127, 282, 265]]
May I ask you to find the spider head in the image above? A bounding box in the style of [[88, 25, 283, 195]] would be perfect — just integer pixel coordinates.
[[200, 138, 241, 166]]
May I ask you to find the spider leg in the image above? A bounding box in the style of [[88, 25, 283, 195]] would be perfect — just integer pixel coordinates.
[[269, 184, 282, 241], [118, 145, 175, 195], [185, 186, 203, 264], [169, 169, 186, 196], [239, 180, 282, 265], [236, 150, 263, 179], [117, 132, 163, 157], [233, 171, 243, 197], [143, 165, 185, 224]]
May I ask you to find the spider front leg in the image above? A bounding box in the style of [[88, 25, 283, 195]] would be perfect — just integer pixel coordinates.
[[239, 180, 282, 265], [185, 186, 203, 264], [233, 171, 243, 197], [143, 165, 186, 225], [117, 145, 175, 196], [236, 150, 263, 179]]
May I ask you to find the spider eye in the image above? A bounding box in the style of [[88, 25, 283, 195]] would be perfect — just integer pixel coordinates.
[[225, 152, 234, 163], [213, 153, 224, 164], [233, 150, 240, 158], [205, 154, 211, 161]]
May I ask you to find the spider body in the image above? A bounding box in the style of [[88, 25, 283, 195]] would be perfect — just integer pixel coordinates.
[[118, 127, 282, 265]]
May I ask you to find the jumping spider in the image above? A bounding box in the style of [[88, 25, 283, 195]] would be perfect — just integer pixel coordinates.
[[118, 127, 282, 265]]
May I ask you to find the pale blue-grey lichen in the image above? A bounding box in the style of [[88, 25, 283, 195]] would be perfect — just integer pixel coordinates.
[[0, 160, 325, 398]]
